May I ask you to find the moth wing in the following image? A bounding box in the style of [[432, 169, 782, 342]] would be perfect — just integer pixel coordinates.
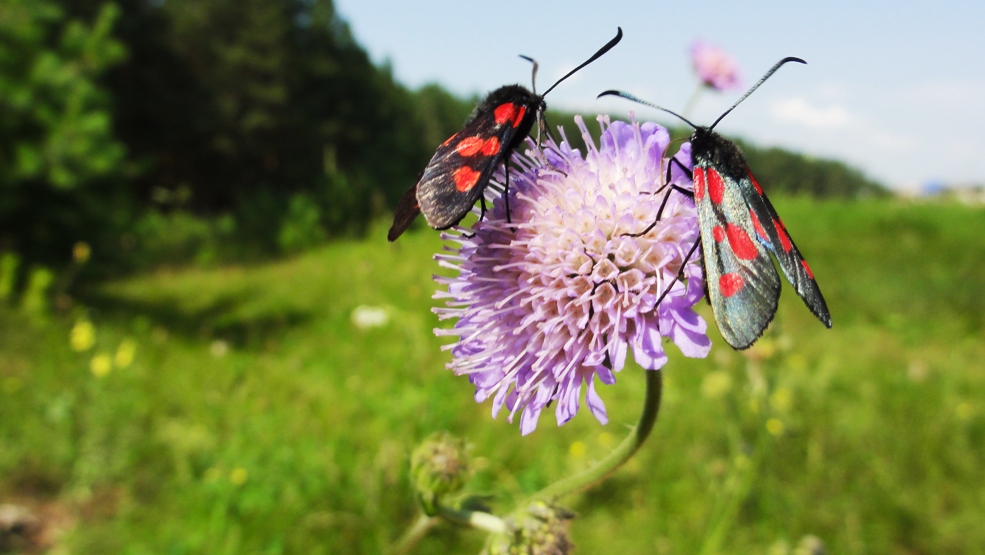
[[387, 181, 422, 242], [416, 101, 531, 230], [737, 169, 832, 327], [694, 165, 782, 349]]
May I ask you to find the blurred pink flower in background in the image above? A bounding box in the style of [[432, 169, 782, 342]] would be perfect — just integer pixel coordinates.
[[690, 40, 742, 91]]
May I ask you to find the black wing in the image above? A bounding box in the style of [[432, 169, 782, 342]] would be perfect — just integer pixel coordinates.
[[693, 164, 782, 349], [737, 168, 832, 327], [387, 181, 422, 242], [692, 129, 831, 349], [416, 85, 537, 230]]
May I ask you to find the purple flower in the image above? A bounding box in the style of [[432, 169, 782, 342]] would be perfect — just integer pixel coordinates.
[[433, 116, 711, 435], [691, 40, 742, 91]]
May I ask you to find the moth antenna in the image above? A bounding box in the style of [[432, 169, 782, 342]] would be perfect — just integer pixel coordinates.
[[519, 55, 539, 96], [708, 57, 806, 132], [597, 90, 698, 130], [540, 27, 623, 98]]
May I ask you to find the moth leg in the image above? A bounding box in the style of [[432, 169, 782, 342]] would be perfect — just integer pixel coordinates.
[[503, 157, 512, 225], [460, 196, 488, 240], [539, 112, 557, 146], [623, 156, 694, 238], [667, 155, 693, 182], [653, 238, 701, 309]]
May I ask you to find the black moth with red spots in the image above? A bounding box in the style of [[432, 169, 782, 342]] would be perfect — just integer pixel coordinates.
[[691, 128, 831, 349], [387, 28, 623, 242], [388, 86, 538, 240], [600, 57, 831, 349]]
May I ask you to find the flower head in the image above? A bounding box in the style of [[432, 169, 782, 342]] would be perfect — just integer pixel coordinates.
[[691, 40, 742, 91], [486, 501, 575, 555], [410, 431, 471, 515], [433, 115, 711, 435]]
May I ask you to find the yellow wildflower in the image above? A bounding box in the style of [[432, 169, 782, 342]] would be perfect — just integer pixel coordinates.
[[115, 339, 136, 368], [90, 354, 112, 378], [71, 320, 96, 352]]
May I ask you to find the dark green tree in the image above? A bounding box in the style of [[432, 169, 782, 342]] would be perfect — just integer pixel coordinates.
[[0, 0, 128, 275], [78, 0, 436, 246]]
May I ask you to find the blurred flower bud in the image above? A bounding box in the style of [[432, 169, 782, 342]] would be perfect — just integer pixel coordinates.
[[410, 432, 470, 515], [485, 501, 575, 555]]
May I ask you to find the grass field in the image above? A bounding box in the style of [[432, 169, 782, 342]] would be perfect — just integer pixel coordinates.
[[2, 197, 984, 554]]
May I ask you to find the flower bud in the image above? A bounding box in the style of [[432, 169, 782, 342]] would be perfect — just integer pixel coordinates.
[[485, 501, 575, 555], [410, 432, 470, 515]]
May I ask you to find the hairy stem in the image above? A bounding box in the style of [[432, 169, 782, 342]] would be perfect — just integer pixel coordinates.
[[530, 369, 663, 502]]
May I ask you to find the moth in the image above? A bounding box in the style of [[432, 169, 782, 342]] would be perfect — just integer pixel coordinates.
[[388, 27, 623, 241], [599, 57, 831, 349]]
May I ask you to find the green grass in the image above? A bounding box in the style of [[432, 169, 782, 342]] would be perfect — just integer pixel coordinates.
[[2, 197, 984, 554]]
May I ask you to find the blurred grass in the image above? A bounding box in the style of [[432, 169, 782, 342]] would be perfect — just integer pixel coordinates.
[[1, 197, 984, 554]]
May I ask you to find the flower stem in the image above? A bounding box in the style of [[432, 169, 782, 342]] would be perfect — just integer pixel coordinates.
[[435, 505, 508, 533], [530, 370, 663, 502], [391, 514, 436, 555], [682, 84, 706, 119], [391, 505, 507, 554]]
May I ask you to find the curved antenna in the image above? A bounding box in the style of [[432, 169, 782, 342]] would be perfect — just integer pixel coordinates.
[[597, 90, 698, 130], [540, 27, 623, 98], [708, 56, 806, 131], [519, 55, 539, 96]]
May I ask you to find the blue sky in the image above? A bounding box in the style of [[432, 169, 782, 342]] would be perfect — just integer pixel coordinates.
[[333, 0, 985, 189]]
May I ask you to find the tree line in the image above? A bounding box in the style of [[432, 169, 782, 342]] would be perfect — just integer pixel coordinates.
[[0, 0, 884, 285]]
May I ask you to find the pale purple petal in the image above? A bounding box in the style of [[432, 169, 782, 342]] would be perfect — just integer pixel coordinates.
[[585, 379, 608, 425]]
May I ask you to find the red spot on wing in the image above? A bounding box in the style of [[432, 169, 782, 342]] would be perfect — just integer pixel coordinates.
[[707, 168, 725, 204], [511, 105, 528, 128], [747, 169, 763, 195], [713, 225, 726, 243], [453, 167, 481, 192], [719, 273, 744, 297], [693, 167, 706, 201], [494, 103, 518, 125], [801, 259, 814, 279], [726, 223, 758, 260], [455, 136, 483, 156], [456, 136, 501, 157], [773, 218, 792, 252], [750, 209, 768, 241], [480, 136, 501, 155]]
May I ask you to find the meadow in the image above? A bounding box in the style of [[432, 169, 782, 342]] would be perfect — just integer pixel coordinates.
[[1, 197, 983, 554]]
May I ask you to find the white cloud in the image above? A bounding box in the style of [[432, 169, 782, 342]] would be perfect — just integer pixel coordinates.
[[770, 97, 852, 128]]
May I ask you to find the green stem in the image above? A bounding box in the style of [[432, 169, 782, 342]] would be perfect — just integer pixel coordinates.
[[698, 431, 765, 555], [530, 370, 663, 502], [391, 514, 436, 555], [681, 84, 706, 120], [435, 505, 508, 533], [390, 504, 508, 554], [391, 370, 662, 552]]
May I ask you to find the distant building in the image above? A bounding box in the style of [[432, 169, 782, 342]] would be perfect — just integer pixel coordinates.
[[901, 180, 985, 204]]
